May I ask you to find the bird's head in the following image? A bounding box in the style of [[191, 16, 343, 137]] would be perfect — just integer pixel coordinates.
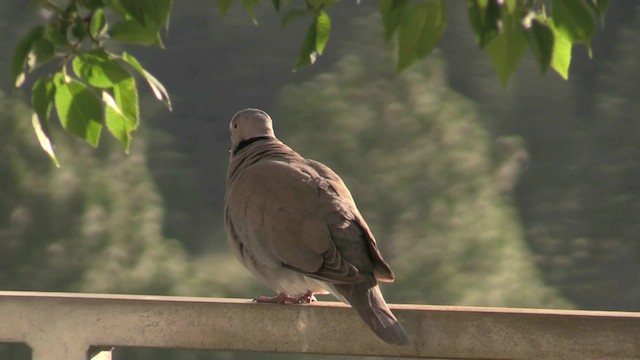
[[229, 108, 276, 153]]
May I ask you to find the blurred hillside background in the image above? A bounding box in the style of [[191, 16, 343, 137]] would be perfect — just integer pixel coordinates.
[[1, 1, 639, 359]]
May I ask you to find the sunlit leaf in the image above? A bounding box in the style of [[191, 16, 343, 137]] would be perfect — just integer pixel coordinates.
[[114, 77, 139, 122], [103, 77, 139, 152], [548, 19, 572, 79], [121, 51, 172, 110], [103, 90, 137, 152], [110, 19, 160, 46], [551, 0, 595, 45], [315, 11, 331, 55], [72, 49, 131, 88], [397, 1, 446, 71], [11, 26, 44, 88], [90, 8, 107, 38], [53, 73, 103, 146], [31, 113, 60, 167], [294, 22, 317, 71], [31, 78, 59, 166]]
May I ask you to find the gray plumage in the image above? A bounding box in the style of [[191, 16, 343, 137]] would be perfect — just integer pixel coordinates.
[[224, 108, 409, 345]]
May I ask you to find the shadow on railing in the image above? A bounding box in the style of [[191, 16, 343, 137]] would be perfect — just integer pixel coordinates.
[[0, 291, 638, 360]]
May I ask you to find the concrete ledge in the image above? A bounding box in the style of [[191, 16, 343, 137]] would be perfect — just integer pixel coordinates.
[[0, 291, 638, 359]]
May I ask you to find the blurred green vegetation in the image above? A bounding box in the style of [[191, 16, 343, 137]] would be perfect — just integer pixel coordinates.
[[275, 26, 567, 308], [1, 1, 639, 359], [0, 90, 189, 294]]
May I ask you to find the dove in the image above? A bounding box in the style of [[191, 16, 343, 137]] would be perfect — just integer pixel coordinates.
[[224, 108, 410, 345]]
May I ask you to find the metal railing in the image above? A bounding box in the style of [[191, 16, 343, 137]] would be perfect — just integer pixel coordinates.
[[0, 291, 638, 360]]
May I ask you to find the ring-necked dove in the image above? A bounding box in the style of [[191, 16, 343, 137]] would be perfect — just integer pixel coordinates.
[[224, 108, 409, 345]]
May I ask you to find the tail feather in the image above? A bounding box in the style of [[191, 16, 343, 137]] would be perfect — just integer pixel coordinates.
[[335, 281, 410, 345]]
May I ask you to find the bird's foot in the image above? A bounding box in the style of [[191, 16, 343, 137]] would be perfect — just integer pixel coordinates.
[[254, 291, 316, 304]]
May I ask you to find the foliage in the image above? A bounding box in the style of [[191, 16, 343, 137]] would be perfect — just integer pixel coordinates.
[[442, 2, 640, 311], [11, 0, 609, 162], [275, 20, 569, 308], [1, 3, 638, 358], [0, 89, 187, 294], [11, 0, 173, 162], [512, 7, 640, 311]]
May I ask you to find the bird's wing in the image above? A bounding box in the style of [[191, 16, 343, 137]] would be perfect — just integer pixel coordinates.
[[306, 159, 395, 283], [225, 158, 362, 284]]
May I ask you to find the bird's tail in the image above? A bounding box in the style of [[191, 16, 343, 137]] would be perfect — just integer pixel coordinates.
[[335, 281, 410, 345]]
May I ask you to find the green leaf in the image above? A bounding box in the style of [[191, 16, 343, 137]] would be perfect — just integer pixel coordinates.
[[294, 22, 317, 71], [105, 0, 128, 18], [548, 19, 572, 79], [121, 51, 172, 110], [315, 11, 331, 55], [504, 0, 516, 14], [116, 0, 173, 29], [110, 19, 160, 46], [32, 113, 60, 167], [468, 0, 501, 47], [380, 0, 409, 42], [397, 1, 447, 71], [11, 26, 44, 88], [72, 49, 131, 88], [45, 24, 70, 48], [27, 38, 55, 70], [113, 77, 139, 122], [288, 6, 334, 69], [90, 8, 107, 38], [102, 77, 139, 152], [53, 73, 103, 146], [272, 0, 281, 12], [525, 18, 554, 74], [104, 99, 134, 152], [31, 78, 59, 166], [551, 0, 595, 45], [32, 78, 56, 125], [103, 89, 138, 152], [216, 0, 233, 15], [484, 9, 527, 86], [242, 0, 259, 25], [71, 15, 88, 41], [108, 0, 168, 46]]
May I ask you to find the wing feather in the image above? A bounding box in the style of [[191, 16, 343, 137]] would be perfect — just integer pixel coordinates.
[[226, 158, 361, 284]]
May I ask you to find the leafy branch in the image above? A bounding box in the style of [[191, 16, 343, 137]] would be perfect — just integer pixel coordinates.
[[11, 0, 610, 164], [12, 0, 173, 165]]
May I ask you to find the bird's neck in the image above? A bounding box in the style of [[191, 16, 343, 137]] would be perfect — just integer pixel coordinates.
[[233, 136, 276, 155]]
